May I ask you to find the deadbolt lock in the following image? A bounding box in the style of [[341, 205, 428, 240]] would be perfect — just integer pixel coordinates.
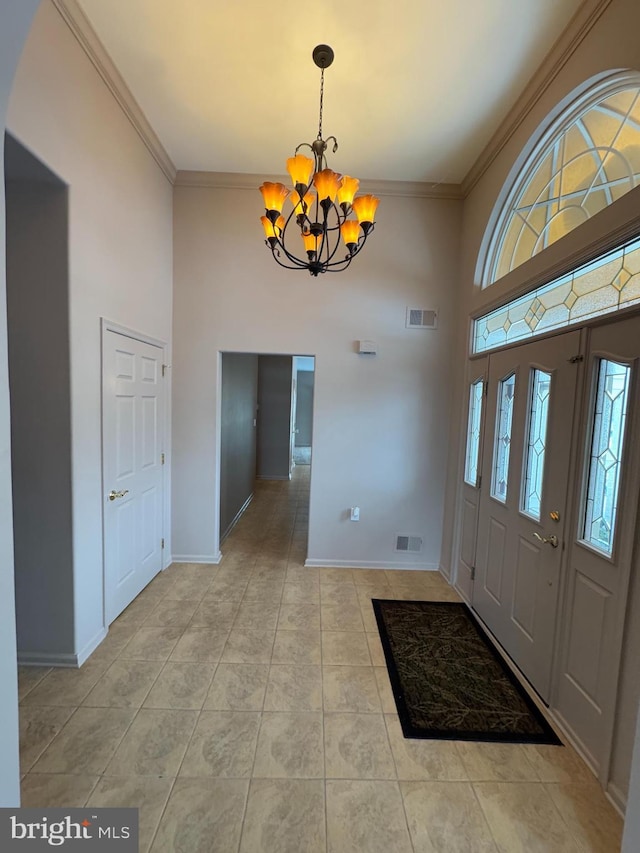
[[549, 511, 560, 522]]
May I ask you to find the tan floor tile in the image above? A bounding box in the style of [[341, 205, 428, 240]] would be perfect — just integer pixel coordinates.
[[190, 598, 240, 628], [120, 626, 183, 661], [31, 707, 135, 774], [150, 778, 248, 853], [180, 711, 261, 777], [322, 631, 371, 666], [321, 602, 364, 632], [366, 632, 386, 666], [207, 579, 248, 602], [285, 567, 320, 584], [352, 569, 391, 586], [278, 603, 321, 630], [320, 582, 359, 605], [456, 741, 540, 782], [143, 662, 215, 710], [83, 660, 163, 708], [360, 602, 379, 632], [323, 666, 381, 713], [282, 582, 320, 605], [356, 584, 394, 605], [89, 624, 140, 663], [20, 773, 99, 808], [318, 568, 355, 584], [401, 780, 498, 852], [220, 629, 275, 663], [271, 629, 322, 665], [19, 706, 75, 773], [545, 782, 623, 852], [106, 709, 197, 776], [242, 581, 285, 604], [169, 627, 229, 662], [253, 712, 324, 778], [522, 743, 593, 784], [325, 713, 395, 779], [112, 596, 158, 626], [264, 665, 322, 712], [385, 715, 468, 781], [204, 663, 269, 711], [144, 598, 200, 628], [326, 779, 413, 853], [474, 781, 580, 852], [374, 666, 398, 714], [234, 599, 281, 630], [87, 776, 173, 853], [21, 660, 111, 707], [18, 666, 51, 701], [240, 778, 325, 853]]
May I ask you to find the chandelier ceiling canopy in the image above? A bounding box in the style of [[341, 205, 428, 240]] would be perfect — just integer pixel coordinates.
[[259, 45, 379, 277]]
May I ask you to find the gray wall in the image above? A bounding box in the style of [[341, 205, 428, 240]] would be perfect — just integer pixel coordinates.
[[0, 0, 43, 809], [5, 141, 74, 658], [220, 353, 258, 540], [295, 370, 314, 447], [257, 356, 292, 480]]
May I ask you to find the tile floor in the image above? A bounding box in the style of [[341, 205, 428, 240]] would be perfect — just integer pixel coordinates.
[[18, 467, 624, 851]]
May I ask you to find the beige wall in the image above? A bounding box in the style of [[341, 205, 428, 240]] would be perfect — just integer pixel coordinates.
[[443, 0, 640, 807], [172, 184, 462, 568], [6, 1, 173, 660]]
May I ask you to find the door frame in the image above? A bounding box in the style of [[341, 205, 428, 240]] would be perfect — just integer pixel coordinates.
[[100, 318, 170, 628]]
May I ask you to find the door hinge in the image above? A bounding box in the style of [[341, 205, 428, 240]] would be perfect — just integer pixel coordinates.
[[162, 364, 167, 377], [483, 381, 488, 397], [477, 475, 482, 489], [161, 538, 165, 549], [161, 452, 165, 465], [471, 566, 476, 581], [568, 354, 584, 363]]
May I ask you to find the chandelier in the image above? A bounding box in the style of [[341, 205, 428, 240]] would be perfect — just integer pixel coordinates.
[[259, 45, 379, 277]]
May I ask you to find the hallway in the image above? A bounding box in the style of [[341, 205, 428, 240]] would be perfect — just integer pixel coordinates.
[[17, 467, 622, 851]]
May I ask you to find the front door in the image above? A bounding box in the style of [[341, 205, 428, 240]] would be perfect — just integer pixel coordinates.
[[103, 328, 165, 624], [473, 330, 581, 701]]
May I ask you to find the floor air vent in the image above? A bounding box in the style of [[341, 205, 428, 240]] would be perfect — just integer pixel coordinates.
[[406, 308, 438, 329], [395, 535, 423, 553]]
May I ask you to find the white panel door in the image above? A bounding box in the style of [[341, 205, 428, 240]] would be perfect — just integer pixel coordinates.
[[473, 331, 581, 701], [103, 329, 165, 624], [556, 315, 640, 773]]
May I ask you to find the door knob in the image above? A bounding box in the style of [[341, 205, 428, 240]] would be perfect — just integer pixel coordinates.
[[108, 489, 129, 501], [533, 532, 558, 548]]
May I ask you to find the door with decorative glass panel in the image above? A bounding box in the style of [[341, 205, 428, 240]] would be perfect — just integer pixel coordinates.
[[555, 315, 640, 774], [472, 330, 581, 701]]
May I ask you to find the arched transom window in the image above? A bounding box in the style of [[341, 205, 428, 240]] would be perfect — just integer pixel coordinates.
[[485, 79, 640, 286]]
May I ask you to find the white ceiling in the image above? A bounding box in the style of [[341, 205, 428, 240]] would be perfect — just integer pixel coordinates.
[[76, 0, 584, 184]]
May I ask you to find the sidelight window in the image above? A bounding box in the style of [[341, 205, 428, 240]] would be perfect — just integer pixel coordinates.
[[491, 374, 516, 502], [464, 379, 484, 487], [521, 369, 552, 519]]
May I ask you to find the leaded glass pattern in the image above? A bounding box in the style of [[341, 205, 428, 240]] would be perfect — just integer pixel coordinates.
[[487, 85, 640, 284], [491, 374, 516, 503], [583, 359, 631, 555], [474, 236, 640, 353], [521, 370, 551, 519], [464, 379, 484, 487]]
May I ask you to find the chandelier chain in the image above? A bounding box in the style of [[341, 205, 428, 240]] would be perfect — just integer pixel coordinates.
[[317, 67, 324, 141]]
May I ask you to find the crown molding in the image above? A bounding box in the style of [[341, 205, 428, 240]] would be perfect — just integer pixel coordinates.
[[174, 170, 464, 200], [461, 0, 614, 197], [51, 0, 177, 183]]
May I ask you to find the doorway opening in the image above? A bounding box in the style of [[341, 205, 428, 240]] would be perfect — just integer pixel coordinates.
[[219, 353, 315, 554], [4, 133, 73, 664]]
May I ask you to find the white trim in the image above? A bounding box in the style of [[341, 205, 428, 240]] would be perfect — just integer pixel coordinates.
[[462, 0, 615, 196], [607, 782, 627, 817], [304, 559, 440, 571], [50, 0, 176, 183], [18, 626, 108, 668], [221, 493, 253, 543], [174, 170, 464, 200], [171, 553, 222, 565]]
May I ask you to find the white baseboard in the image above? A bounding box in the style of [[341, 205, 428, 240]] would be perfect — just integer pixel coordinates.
[[304, 558, 440, 571], [18, 627, 108, 668], [221, 494, 253, 543], [171, 553, 222, 565]]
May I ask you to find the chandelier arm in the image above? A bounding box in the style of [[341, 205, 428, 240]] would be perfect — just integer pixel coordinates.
[[275, 237, 313, 269], [269, 242, 311, 270]]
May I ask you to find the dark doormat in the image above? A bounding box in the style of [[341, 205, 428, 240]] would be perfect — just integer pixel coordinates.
[[373, 599, 561, 744]]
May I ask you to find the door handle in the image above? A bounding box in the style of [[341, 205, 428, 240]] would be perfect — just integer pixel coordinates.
[[108, 489, 129, 501], [532, 532, 558, 548]]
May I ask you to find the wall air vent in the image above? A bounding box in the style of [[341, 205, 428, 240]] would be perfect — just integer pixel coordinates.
[[406, 308, 438, 330], [395, 535, 423, 553]]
